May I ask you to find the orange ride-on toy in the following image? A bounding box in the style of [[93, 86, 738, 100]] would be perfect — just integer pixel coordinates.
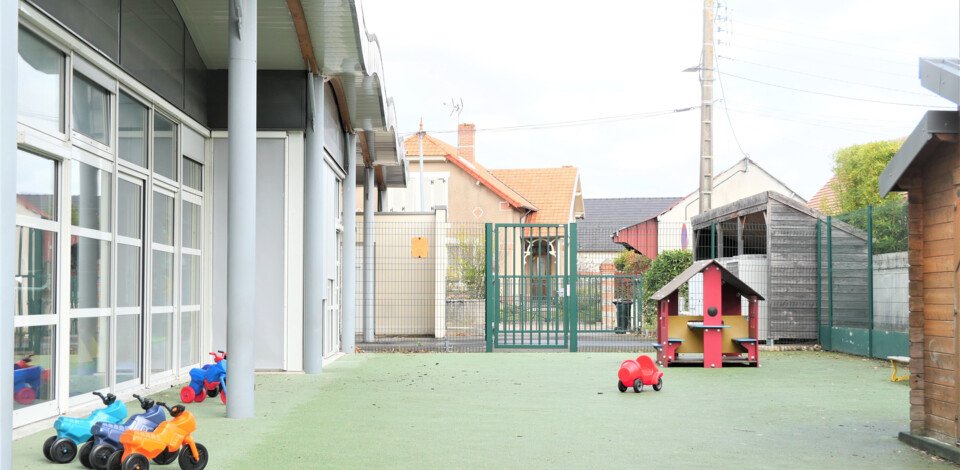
[[105, 402, 208, 470], [617, 355, 664, 393]]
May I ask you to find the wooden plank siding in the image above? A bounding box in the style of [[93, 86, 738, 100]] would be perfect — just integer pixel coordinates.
[[900, 149, 960, 442]]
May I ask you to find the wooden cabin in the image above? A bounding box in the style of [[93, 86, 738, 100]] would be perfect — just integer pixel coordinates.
[[878, 58, 959, 461], [690, 191, 867, 343]]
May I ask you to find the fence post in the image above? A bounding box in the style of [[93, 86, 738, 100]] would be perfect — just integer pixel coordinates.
[[827, 216, 834, 349], [816, 218, 821, 341], [710, 223, 716, 259], [569, 223, 579, 352], [867, 205, 874, 357], [484, 223, 494, 352]]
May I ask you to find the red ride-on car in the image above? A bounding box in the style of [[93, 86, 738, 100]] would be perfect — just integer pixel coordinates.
[[617, 355, 663, 393]]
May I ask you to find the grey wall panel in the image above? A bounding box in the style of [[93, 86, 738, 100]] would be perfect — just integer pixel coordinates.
[[120, 0, 184, 109], [255, 138, 286, 370], [183, 30, 207, 124], [323, 83, 346, 170], [211, 138, 229, 349], [29, 0, 120, 61], [206, 70, 306, 130]]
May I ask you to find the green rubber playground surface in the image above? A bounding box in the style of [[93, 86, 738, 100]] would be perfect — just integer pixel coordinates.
[[11, 351, 950, 468]]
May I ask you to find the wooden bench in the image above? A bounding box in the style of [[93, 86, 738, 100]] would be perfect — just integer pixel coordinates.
[[887, 356, 910, 382]]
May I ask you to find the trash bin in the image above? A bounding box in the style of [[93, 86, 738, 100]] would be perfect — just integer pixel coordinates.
[[613, 300, 633, 334]]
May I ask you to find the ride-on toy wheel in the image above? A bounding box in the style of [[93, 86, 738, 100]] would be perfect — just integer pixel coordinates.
[[42, 435, 56, 461], [653, 377, 663, 391], [80, 439, 95, 468], [14, 387, 36, 405], [178, 443, 209, 470], [193, 390, 206, 403], [617, 381, 627, 393], [180, 386, 196, 403], [51, 438, 78, 463], [106, 450, 123, 470], [90, 444, 115, 470], [154, 448, 179, 465], [122, 453, 149, 470], [633, 378, 643, 393]]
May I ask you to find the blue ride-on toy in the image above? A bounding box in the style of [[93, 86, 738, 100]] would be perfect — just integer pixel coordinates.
[[42, 391, 127, 464], [13, 354, 44, 405], [180, 350, 227, 405], [84, 394, 167, 470]]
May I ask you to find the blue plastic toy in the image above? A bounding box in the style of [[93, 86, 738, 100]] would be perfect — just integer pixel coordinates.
[[42, 392, 127, 464], [83, 394, 167, 470], [13, 354, 44, 405], [180, 351, 227, 405]]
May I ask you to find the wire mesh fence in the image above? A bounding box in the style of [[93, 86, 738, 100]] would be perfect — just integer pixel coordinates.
[[353, 201, 908, 356]]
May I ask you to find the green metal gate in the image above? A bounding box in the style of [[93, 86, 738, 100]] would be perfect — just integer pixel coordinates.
[[485, 223, 578, 351]]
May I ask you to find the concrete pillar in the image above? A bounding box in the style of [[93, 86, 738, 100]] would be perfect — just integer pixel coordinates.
[[363, 163, 375, 343], [341, 133, 357, 353], [1, 0, 18, 465], [303, 74, 325, 373], [226, 0, 257, 419]]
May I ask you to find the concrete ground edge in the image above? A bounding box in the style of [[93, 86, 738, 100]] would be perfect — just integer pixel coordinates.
[[899, 432, 960, 464]]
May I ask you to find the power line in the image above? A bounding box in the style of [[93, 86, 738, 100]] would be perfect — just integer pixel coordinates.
[[722, 30, 916, 67], [719, 43, 917, 79], [726, 102, 916, 126], [402, 106, 699, 136], [717, 55, 933, 96], [713, 57, 749, 158], [731, 19, 918, 57], [722, 106, 898, 136], [718, 71, 953, 108]]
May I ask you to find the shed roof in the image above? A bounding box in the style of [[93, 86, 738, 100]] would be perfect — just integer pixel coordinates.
[[579, 197, 681, 252], [650, 260, 764, 301], [879, 110, 959, 196]]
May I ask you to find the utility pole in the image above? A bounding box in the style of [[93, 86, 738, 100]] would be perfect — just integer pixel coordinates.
[[417, 118, 426, 211], [699, 0, 715, 213]]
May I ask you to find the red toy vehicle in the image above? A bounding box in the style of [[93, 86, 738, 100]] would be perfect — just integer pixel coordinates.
[[617, 355, 663, 393]]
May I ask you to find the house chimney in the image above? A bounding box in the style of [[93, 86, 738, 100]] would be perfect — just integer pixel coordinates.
[[458, 123, 476, 162]]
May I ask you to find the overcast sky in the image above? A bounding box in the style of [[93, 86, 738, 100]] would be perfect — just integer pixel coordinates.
[[362, 0, 959, 200]]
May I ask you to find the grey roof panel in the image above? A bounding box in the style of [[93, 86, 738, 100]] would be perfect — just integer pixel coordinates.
[[920, 58, 960, 105], [879, 110, 959, 196], [578, 197, 681, 252], [650, 259, 764, 302]]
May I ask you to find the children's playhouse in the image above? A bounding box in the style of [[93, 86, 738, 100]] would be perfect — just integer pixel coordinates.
[[651, 260, 764, 368]]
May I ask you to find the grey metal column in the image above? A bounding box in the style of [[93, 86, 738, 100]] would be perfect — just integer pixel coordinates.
[[341, 132, 357, 353], [303, 74, 326, 373], [1, 0, 18, 466], [226, 0, 257, 419], [362, 156, 376, 342]]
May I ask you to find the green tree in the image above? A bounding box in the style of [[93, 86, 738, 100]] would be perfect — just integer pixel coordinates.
[[830, 139, 903, 213], [640, 250, 693, 328], [835, 197, 907, 254]]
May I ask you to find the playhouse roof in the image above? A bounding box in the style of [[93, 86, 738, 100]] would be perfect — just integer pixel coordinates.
[[650, 259, 765, 302]]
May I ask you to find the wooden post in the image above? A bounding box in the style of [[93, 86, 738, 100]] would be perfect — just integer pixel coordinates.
[[702, 264, 723, 368]]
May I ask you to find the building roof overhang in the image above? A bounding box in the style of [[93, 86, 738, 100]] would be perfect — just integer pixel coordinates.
[[174, 0, 403, 177], [879, 110, 959, 196]]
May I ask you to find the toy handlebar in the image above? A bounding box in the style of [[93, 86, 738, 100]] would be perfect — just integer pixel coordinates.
[[209, 350, 227, 361], [157, 402, 185, 417], [92, 391, 117, 406], [133, 393, 156, 410], [19, 353, 34, 363]]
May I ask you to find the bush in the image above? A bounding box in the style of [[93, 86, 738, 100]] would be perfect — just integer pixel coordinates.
[[611, 250, 650, 299], [447, 233, 485, 299], [640, 250, 693, 328], [835, 197, 907, 254]]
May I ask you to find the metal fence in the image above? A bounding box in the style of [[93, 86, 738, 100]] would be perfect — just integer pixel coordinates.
[[353, 208, 907, 356], [818, 200, 909, 358]]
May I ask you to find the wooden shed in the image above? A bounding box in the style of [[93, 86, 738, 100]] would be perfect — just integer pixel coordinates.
[[690, 191, 867, 342], [877, 58, 959, 460]]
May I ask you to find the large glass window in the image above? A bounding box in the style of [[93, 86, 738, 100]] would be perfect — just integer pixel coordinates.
[[118, 92, 148, 168], [154, 115, 177, 181], [115, 313, 141, 384], [17, 28, 63, 134], [117, 244, 141, 309], [71, 160, 111, 231], [152, 251, 174, 307], [116, 177, 144, 386], [16, 150, 57, 221], [13, 325, 56, 409], [72, 74, 110, 145], [71, 237, 111, 309], [153, 192, 174, 246], [182, 201, 201, 250], [151, 312, 173, 374], [69, 316, 110, 396], [183, 157, 202, 191]]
